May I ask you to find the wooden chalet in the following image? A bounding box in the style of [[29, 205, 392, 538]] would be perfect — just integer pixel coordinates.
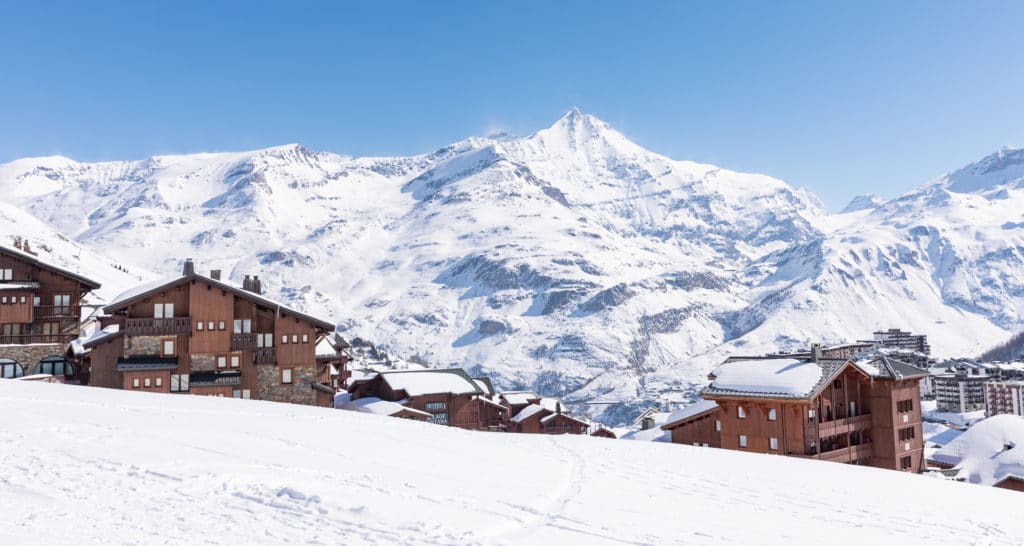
[[506, 398, 590, 435], [347, 368, 507, 430], [0, 242, 101, 384], [314, 333, 352, 406], [662, 355, 928, 472], [84, 259, 335, 405]]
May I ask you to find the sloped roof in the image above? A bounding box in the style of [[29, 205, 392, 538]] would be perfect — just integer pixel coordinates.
[[104, 271, 334, 331], [540, 412, 589, 426], [500, 391, 540, 405], [472, 377, 495, 395], [0, 245, 101, 290], [702, 358, 857, 401], [510, 404, 547, 424], [661, 400, 720, 430], [928, 415, 1024, 487], [380, 368, 483, 397]]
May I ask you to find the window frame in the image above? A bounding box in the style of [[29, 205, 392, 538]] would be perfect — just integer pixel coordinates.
[[281, 368, 292, 384], [738, 434, 748, 448]]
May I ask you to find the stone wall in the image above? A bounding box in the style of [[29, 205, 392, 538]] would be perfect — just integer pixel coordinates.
[[190, 354, 216, 372], [257, 364, 315, 405], [123, 335, 163, 356], [0, 343, 64, 371]]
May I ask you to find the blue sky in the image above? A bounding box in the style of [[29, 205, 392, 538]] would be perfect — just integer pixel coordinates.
[[1, 1, 1022, 209]]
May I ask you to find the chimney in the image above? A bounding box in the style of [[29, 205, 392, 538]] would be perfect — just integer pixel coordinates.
[[183, 258, 195, 276], [242, 275, 252, 291], [23, 240, 31, 254], [556, 402, 562, 415], [252, 275, 262, 295], [13, 238, 21, 250], [811, 343, 822, 363], [210, 270, 221, 281]]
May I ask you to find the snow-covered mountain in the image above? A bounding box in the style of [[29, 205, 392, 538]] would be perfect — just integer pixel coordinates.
[[1, 111, 1022, 423]]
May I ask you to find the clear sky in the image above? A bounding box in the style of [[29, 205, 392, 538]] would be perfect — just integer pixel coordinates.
[[2, 1, 1022, 209]]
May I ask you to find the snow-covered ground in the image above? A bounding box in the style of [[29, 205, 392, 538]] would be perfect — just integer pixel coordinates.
[[1, 381, 1023, 545]]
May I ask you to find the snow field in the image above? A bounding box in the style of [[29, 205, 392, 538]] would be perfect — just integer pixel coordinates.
[[1, 380, 1023, 545]]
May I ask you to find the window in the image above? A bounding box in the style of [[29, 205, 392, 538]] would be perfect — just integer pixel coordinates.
[[242, 389, 251, 399], [257, 334, 274, 348], [132, 378, 140, 388], [155, 377, 162, 387], [897, 399, 913, 413], [0, 359, 24, 379], [233, 319, 252, 334], [281, 369, 292, 384], [714, 419, 721, 432], [218, 321, 226, 331], [1, 297, 6, 304], [808, 408, 816, 422], [153, 303, 173, 318], [738, 435, 748, 448], [833, 379, 842, 389], [768, 408, 777, 421], [737, 406, 746, 419], [197, 321, 204, 331], [281, 335, 288, 344], [144, 378, 151, 388], [301, 334, 308, 343], [162, 339, 175, 356], [207, 321, 215, 331], [19, 296, 26, 304], [769, 437, 779, 450], [0, 268, 11, 280], [898, 426, 916, 442], [230, 355, 240, 368], [233, 389, 242, 398], [33, 296, 40, 306], [291, 335, 298, 343], [170, 374, 189, 392], [900, 456, 912, 470], [54, 294, 71, 314], [33, 356, 74, 377], [217, 356, 227, 369]]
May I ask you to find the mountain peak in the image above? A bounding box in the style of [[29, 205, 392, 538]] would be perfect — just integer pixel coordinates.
[[841, 193, 885, 213], [944, 146, 1024, 194]]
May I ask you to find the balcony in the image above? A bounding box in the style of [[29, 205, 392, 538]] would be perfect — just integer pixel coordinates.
[[255, 347, 276, 365], [33, 305, 81, 319], [231, 333, 258, 351], [818, 442, 874, 463], [817, 413, 872, 438], [125, 317, 192, 336]]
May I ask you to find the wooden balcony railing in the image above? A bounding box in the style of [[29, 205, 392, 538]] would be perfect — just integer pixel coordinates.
[[231, 333, 258, 351], [32, 305, 82, 319], [817, 413, 872, 439], [255, 347, 276, 365], [125, 317, 192, 336]]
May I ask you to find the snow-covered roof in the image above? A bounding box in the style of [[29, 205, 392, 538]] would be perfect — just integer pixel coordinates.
[[0, 245, 101, 290], [510, 404, 547, 423], [500, 391, 539, 405], [705, 358, 824, 398], [473, 396, 506, 409], [104, 272, 334, 330], [334, 393, 431, 418], [540, 412, 588, 426], [69, 325, 121, 356], [472, 378, 494, 395], [381, 369, 482, 397], [929, 415, 1024, 487], [661, 400, 720, 430]]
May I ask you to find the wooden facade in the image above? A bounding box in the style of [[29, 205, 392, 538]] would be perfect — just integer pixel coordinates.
[[347, 369, 505, 430], [664, 357, 927, 473], [86, 260, 334, 406], [506, 401, 590, 435], [0, 244, 101, 383]]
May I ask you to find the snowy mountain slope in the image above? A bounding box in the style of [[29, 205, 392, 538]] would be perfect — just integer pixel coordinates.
[[0, 202, 153, 304], [2, 380, 1022, 546], [2, 113, 1024, 423], [0, 111, 829, 422]]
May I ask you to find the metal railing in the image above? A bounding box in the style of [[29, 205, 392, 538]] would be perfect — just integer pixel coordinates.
[[255, 347, 276, 365]]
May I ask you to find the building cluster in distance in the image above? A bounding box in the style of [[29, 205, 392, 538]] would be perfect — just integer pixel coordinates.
[[1, 243, 1021, 488]]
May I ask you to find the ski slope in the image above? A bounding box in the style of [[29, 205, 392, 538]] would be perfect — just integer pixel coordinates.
[[0, 381, 1021, 545]]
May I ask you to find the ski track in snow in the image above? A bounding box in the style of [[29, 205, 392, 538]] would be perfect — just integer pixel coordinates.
[[2, 381, 1024, 545]]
